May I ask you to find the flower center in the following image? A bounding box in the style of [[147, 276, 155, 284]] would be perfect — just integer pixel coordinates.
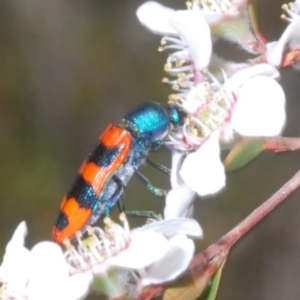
[[168, 80, 235, 150], [64, 214, 131, 273], [193, 82, 234, 134]]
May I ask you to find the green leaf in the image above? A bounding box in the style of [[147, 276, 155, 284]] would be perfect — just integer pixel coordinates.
[[199, 261, 226, 300], [163, 258, 224, 300], [162, 271, 209, 300], [223, 138, 265, 171], [248, 0, 260, 37]]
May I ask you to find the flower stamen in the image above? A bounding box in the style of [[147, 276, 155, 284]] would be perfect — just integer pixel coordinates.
[[64, 215, 132, 273], [168, 79, 236, 150], [281, 2, 300, 22]]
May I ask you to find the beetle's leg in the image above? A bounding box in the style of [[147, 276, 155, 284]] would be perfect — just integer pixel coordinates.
[[115, 187, 160, 220], [89, 183, 123, 224], [104, 177, 125, 215], [163, 144, 189, 155], [117, 194, 126, 213], [135, 170, 167, 197], [125, 210, 161, 220], [146, 158, 171, 176]]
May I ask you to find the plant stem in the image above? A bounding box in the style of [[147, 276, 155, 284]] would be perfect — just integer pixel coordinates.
[[191, 169, 300, 269], [264, 137, 300, 152]]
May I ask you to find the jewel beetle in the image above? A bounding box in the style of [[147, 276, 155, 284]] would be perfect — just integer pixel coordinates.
[[53, 102, 184, 243]]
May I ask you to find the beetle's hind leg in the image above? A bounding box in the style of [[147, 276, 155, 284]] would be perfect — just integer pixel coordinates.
[[135, 170, 167, 197], [146, 158, 171, 176], [125, 209, 161, 221], [117, 194, 161, 221]]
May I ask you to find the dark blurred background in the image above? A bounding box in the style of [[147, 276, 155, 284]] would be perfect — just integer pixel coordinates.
[[0, 0, 300, 299]]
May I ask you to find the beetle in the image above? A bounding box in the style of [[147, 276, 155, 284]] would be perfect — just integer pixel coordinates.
[[53, 102, 184, 243]]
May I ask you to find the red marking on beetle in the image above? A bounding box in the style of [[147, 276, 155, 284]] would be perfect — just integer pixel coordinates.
[[53, 124, 133, 243], [53, 197, 92, 244]]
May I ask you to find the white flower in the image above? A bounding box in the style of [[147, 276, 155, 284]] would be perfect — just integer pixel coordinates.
[[169, 64, 285, 196], [137, 1, 212, 87], [164, 181, 196, 219], [107, 218, 202, 287], [0, 222, 92, 300], [28, 243, 92, 300], [0, 222, 30, 299], [266, 1, 300, 67], [230, 75, 285, 137], [63, 215, 202, 296], [164, 152, 196, 219], [179, 132, 226, 196]]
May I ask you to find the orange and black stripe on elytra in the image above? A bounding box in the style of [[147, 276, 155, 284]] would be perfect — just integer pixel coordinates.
[[53, 124, 132, 243]]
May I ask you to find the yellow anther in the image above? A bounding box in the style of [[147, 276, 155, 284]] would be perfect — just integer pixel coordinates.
[[168, 94, 181, 102], [178, 79, 187, 88], [103, 216, 114, 227], [202, 68, 209, 74], [186, 1, 192, 9], [175, 59, 185, 67], [119, 212, 127, 222], [164, 63, 172, 72], [158, 46, 164, 52], [160, 40, 167, 46], [281, 14, 287, 20], [86, 225, 94, 235], [76, 231, 83, 238], [63, 238, 73, 250]]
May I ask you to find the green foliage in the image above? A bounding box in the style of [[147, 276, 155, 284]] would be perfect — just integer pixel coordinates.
[[223, 138, 265, 171], [199, 261, 226, 300]]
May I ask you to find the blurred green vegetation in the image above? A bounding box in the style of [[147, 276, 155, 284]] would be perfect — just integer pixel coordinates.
[[0, 0, 300, 299]]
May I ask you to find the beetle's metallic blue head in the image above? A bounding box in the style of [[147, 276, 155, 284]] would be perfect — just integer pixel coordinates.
[[122, 102, 185, 147], [122, 102, 170, 143]]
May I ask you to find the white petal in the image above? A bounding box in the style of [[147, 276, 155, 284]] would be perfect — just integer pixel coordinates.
[[28, 242, 91, 300], [140, 234, 194, 286], [7, 221, 27, 247], [28, 242, 70, 300], [232, 76, 286, 136], [139, 218, 203, 238], [136, 1, 177, 35], [228, 64, 280, 89], [180, 134, 226, 196], [170, 151, 185, 188], [198, 11, 224, 26], [0, 222, 30, 292], [288, 18, 300, 49], [266, 17, 300, 67], [164, 185, 196, 219], [169, 10, 212, 70], [64, 272, 93, 300], [266, 41, 283, 67], [293, 0, 300, 13], [107, 231, 169, 269]]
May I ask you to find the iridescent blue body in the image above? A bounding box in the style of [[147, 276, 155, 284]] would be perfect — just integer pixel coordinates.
[[53, 102, 183, 243]]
